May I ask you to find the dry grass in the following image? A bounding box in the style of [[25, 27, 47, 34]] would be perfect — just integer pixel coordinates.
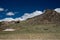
[[0, 23, 60, 40], [0, 33, 60, 40]]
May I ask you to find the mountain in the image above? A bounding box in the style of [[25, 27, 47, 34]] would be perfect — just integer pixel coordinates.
[[0, 9, 60, 25], [26, 9, 60, 25], [0, 9, 60, 32]]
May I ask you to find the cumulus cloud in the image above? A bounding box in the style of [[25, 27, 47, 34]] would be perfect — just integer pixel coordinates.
[[6, 12, 15, 16], [0, 8, 4, 11], [0, 10, 43, 22], [0, 18, 23, 22], [13, 10, 43, 21], [0, 18, 14, 22], [21, 10, 43, 20], [54, 8, 60, 13]]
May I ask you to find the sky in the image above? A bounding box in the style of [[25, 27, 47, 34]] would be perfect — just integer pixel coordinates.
[[0, 0, 60, 21]]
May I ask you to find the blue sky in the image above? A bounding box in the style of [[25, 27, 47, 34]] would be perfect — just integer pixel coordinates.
[[0, 0, 60, 21]]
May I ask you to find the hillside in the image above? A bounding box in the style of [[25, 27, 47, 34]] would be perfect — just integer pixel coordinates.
[[0, 9, 60, 33], [26, 9, 60, 25], [0, 9, 60, 39]]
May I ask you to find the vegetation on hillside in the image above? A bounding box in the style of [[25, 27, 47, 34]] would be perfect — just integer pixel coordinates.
[[0, 9, 60, 33]]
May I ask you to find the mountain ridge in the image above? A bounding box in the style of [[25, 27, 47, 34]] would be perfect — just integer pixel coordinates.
[[0, 9, 60, 31], [26, 9, 60, 25]]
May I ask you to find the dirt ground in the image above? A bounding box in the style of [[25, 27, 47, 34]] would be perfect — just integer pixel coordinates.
[[0, 33, 60, 40]]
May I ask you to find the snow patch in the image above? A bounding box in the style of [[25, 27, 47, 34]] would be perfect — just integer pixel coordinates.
[[54, 8, 60, 13], [3, 29, 16, 31]]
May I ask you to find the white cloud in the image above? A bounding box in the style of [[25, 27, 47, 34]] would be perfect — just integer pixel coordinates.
[[54, 8, 60, 13], [14, 17, 24, 21], [0, 10, 43, 22], [21, 10, 43, 20], [0, 8, 4, 11], [6, 12, 15, 16], [0, 18, 14, 22]]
